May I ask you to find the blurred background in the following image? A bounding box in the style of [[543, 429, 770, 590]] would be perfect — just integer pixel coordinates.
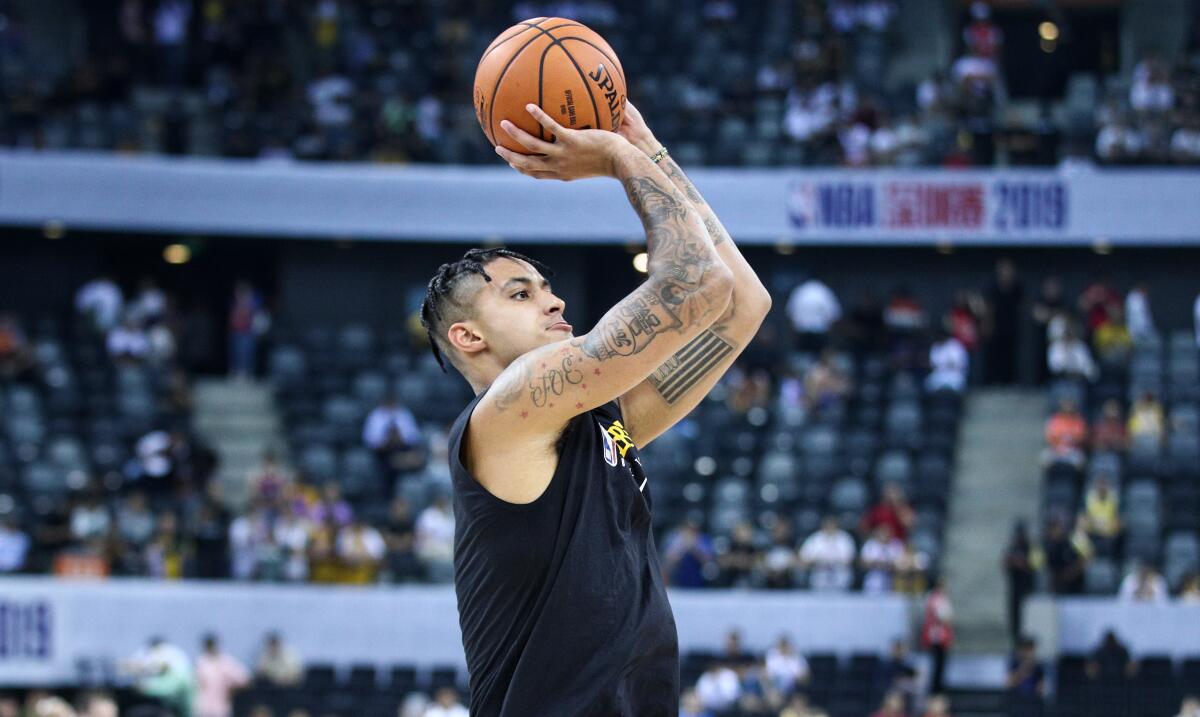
[[0, 1, 1199, 717]]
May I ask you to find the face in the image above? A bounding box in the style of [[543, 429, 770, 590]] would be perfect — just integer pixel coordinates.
[[451, 258, 570, 369]]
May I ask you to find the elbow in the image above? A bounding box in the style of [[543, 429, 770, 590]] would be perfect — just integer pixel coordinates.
[[707, 263, 736, 302], [748, 284, 773, 320]]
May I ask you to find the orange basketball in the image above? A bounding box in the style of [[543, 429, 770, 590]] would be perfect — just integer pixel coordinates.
[[474, 18, 627, 154]]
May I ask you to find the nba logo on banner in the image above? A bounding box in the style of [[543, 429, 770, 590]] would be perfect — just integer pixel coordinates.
[[599, 426, 618, 467], [787, 181, 818, 229]]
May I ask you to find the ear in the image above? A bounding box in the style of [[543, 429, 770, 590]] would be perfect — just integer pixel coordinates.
[[447, 321, 486, 356]]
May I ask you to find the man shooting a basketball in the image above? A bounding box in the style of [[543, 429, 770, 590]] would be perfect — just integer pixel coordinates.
[[420, 101, 771, 716]]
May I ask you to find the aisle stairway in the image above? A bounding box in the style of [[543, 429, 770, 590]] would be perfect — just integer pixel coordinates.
[[193, 378, 287, 510], [942, 388, 1045, 655]]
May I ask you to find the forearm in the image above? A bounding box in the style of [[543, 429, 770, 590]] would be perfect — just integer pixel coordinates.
[[608, 147, 733, 330], [646, 151, 772, 322]]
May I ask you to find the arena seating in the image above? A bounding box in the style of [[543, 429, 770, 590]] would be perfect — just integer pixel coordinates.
[[1041, 329, 1200, 595], [1048, 652, 1200, 717]]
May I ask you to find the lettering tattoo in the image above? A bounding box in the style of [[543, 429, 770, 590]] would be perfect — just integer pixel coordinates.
[[647, 329, 735, 404], [529, 353, 585, 407]]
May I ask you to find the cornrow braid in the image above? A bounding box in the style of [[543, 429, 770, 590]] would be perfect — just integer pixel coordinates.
[[420, 248, 554, 372]]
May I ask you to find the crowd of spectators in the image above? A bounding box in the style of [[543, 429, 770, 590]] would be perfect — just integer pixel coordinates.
[[3, 0, 1196, 167]]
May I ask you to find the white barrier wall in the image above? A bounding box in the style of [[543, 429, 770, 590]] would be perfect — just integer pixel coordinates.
[[2, 151, 1199, 245], [1053, 598, 1200, 657], [0, 578, 910, 686]]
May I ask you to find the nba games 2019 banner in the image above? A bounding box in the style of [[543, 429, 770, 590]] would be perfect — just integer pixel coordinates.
[[1, 151, 1199, 245]]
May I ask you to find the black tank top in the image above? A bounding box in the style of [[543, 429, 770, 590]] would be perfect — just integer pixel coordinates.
[[448, 392, 680, 717]]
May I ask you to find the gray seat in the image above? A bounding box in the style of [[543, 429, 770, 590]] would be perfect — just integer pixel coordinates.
[[713, 477, 749, 507], [353, 371, 390, 405], [340, 446, 379, 479], [299, 445, 337, 482], [830, 478, 868, 513], [46, 437, 87, 470], [757, 451, 798, 487], [1047, 381, 1085, 412], [22, 462, 67, 496], [1085, 559, 1119, 594], [911, 529, 941, 564], [1168, 434, 1200, 464], [801, 426, 838, 456], [5, 385, 42, 416], [874, 450, 913, 487], [6, 416, 46, 446], [323, 396, 362, 427], [268, 346, 307, 384], [885, 402, 922, 438]]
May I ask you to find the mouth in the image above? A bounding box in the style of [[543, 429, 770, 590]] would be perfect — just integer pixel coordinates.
[[547, 321, 573, 332]]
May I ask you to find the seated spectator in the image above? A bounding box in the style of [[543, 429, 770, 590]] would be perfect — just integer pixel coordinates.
[[1091, 399, 1129, 453], [860, 524, 904, 593], [947, 290, 983, 355], [1043, 399, 1088, 469], [363, 393, 426, 481], [382, 497, 423, 583], [735, 659, 783, 715], [787, 276, 841, 351], [679, 689, 715, 717], [1180, 573, 1200, 603], [1044, 517, 1086, 594], [121, 637, 196, 717], [70, 492, 111, 544], [254, 633, 301, 687], [1130, 55, 1175, 113], [804, 349, 852, 411], [335, 518, 386, 584], [721, 629, 756, 666], [1069, 513, 1095, 567], [1083, 475, 1122, 549], [0, 517, 30, 573], [0, 313, 38, 380], [894, 541, 930, 595], [663, 519, 716, 588], [762, 521, 798, 589], [1095, 116, 1148, 163], [246, 450, 292, 507], [1092, 305, 1133, 365], [1086, 630, 1138, 681], [875, 640, 918, 702], [79, 692, 119, 717], [799, 516, 856, 591], [696, 661, 742, 715], [272, 508, 311, 582], [870, 690, 910, 717], [862, 484, 916, 542], [717, 522, 761, 588], [1118, 562, 1169, 603], [1124, 283, 1157, 343], [194, 634, 250, 717], [75, 274, 124, 333], [1128, 392, 1166, 445], [921, 694, 951, 717], [1048, 326, 1098, 382], [116, 491, 157, 548], [423, 687, 468, 717], [107, 313, 151, 364], [1079, 277, 1122, 333], [1175, 695, 1200, 717], [764, 635, 810, 696], [884, 287, 926, 333], [926, 329, 969, 393], [1006, 637, 1046, 705], [780, 692, 829, 717], [415, 495, 455, 583], [1171, 115, 1200, 163]]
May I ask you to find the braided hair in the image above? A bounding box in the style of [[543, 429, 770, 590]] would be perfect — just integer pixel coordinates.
[[420, 247, 554, 372]]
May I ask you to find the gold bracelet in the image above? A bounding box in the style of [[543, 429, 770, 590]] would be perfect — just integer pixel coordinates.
[[650, 146, 669, 164]]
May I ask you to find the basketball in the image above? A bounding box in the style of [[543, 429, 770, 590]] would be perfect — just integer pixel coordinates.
[[473, 17, 627, 153]]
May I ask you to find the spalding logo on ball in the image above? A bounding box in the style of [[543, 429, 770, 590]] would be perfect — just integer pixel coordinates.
[[474, 17, 627, 154]]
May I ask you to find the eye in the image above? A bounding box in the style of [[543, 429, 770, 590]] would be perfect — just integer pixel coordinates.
[[512, 291, 530, 300]]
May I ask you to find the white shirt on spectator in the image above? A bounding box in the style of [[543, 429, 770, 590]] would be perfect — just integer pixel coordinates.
[[799, 528, 856, 591], [75, 278, 124, 331], [308, 74, 354, 127], [1118, 571, 1169, 603], [1125, 289, 1156, 342], [1048, 338, 1098, 381], [927, 337, 969, 392], [952, 54, 997, 89], [107, 325, 150, 359], [362, 404, 422, 449], [1171, 128, 1200, 161], [336, 525, 386, 562], [787, 280, 841, 334], [696, 666, 741, 711], [1096, 125, 1147, 161], [154, 0, 191, 46], [1130, 77, 1174, 113], [765, 646, 810, 693], [134, 287, 167, 322], [71, 504, 111, 541], [424, 703, 469, 717], [840, 123, 872, 166], [860, 537, 904, 593], [0, 525, 30, 572], [416, 504, 455, 562]]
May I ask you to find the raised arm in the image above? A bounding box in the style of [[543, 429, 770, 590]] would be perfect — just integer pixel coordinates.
[[468, 105, 733, 501], [611, 102, 772, 445]]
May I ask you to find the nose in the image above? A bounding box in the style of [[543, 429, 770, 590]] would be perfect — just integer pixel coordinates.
[[544, 292, 565, 316]]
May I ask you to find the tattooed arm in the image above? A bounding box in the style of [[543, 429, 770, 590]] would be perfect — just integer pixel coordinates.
[[468, 105, 733, 503], [610, 101, 773, 446]]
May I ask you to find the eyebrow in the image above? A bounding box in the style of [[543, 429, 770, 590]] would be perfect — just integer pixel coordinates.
[[501, 276, 551, 291]]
